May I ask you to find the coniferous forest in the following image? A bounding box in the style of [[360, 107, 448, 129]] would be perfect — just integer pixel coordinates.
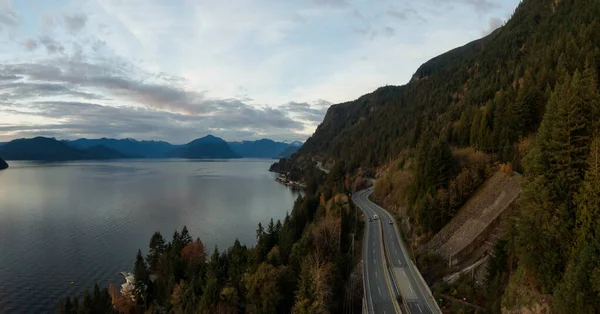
[[59, 0, 600, 312]]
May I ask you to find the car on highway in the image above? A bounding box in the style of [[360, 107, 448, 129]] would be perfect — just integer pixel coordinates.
[[389, 220, 393, 224], [373, 214, 378, 220], [369, 217, 373, 222]]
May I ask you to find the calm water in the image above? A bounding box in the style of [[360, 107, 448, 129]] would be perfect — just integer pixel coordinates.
[[0, 159, 299, 313]]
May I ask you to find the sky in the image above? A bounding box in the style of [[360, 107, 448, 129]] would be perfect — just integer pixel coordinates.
[[0, 0, 520, 144]]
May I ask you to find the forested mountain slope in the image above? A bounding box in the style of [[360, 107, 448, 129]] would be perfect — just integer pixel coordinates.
[[298, 0, 599, 169], [294, 0, 600, 312]]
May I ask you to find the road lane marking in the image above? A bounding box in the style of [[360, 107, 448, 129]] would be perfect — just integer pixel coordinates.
[[403, 271, 407, 278], [378, 287, 382, 296], [409, 285, 414, 293], [375, 271, 378, 278], [398, 259, 402, 266], [417, 303, 423, 313]]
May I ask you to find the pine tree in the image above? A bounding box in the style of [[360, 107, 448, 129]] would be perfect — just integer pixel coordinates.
[[549, 71, 591, 194], [134, 249, 149, 305], [180, 226, 193, 246], [147, 231, 166, 273], [574, 137, 600, 253]]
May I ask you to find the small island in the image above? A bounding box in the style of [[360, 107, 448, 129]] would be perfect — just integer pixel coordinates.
[[0, 157, 8, 170]]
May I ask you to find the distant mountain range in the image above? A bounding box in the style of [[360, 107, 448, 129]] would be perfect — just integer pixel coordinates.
[[228, 139, 301, 158], [166, 135, 240, 159], [0, 135, 302, 161], [276, 145, 300, 159], [0, 137, 126, 161], [65, 138, 173, 158]]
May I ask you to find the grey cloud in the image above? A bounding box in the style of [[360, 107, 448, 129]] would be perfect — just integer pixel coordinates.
[[387, 7, 416, 20], [41, 14, 55, 29], [312, 0, 348, 8], [0, 81, 105, 100], [63, 13, 87, 33], [0, 75, 21, 81], [281, 101, 330, 123], [0, 59, 310, 142], [353, 27, 368, 35], [38, 36, 66, 54], [481, 17, 503, 36], [383, 26, 395, 37], [0, 100, 306, 143], [463, 0, 499, 14], [369, 30, 378, 41], [0, 9, 18, 28], [22, 39, 38, 51]]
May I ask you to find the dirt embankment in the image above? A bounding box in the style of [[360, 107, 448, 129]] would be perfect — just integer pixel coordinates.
[[418, 171, 521, 262]]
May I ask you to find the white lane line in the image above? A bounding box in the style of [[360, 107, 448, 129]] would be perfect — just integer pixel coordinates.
[[375, 271, 378, 278], [417, 303, 423, 313], [384, 310, 387, 314], [398, 259, 402, 266], [403, 271, 407, 278], [378, 286, 382, 296], [409, 285, 414, 293], [395, 248, 398, 255]]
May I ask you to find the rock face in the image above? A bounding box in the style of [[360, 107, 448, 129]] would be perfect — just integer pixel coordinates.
[[0, 157, 7, 170]]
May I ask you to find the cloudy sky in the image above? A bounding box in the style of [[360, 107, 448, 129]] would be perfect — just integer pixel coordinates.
[[0, 0, 519, 143]]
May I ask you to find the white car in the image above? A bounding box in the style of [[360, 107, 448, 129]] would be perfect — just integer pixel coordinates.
[[373, 214, 379, 220]]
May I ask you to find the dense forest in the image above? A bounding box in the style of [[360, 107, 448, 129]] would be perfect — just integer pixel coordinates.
[[58, 164, 366, 314], [294, 0, 600, 312]]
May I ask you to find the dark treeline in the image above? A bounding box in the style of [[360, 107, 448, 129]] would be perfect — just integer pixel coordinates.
[[58, 165, 365, 314]]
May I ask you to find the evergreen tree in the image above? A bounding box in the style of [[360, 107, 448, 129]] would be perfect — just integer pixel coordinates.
[[133, 249, 149, 305], [574, 137, 600, 253], [147, 231, 166, 273], [180, 226, 193, 246]]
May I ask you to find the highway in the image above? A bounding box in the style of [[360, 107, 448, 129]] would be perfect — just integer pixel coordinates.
[[353, 192, 401, 314], [354, 188, 441, 314]]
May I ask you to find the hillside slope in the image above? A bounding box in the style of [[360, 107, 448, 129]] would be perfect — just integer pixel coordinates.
[[291, 0, 600, 312], [296, 0, 599, 169], [228, 139, 292, 158], [0, 157, 7, 170]]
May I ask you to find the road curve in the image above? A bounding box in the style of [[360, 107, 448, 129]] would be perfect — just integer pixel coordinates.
[[352, 192, 400, 314], [354, 188, 441, 314]]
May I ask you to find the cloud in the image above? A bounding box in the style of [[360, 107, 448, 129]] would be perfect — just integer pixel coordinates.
[[481, 17, 503, 35], [63, 13, 87, 33], [22, 38, 38, 51], [312, 0, 349, 8], [40, 13, 55, 29], [0, 99, 306, 142], [387, 7, 416, 20], [280, 100, 330, 123], [464, 0, 499, 14], [383, 26, 395, 37], [0, 9, 18, 29], [38, 36, 65, 54], [0, 58, 309, 142]]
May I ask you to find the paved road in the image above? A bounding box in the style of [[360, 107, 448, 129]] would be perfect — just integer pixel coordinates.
[[352, 192, 400, 314], [354, 188, 440, 314]]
